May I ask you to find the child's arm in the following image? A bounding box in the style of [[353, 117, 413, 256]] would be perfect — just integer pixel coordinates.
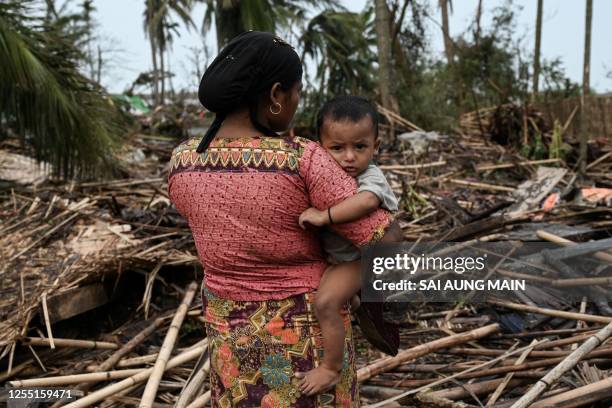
[[299, 191, 380, 229]]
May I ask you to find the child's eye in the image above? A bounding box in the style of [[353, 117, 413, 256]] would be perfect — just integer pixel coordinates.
[[356, 145, 367, 149], [330, 146, 341, 151]]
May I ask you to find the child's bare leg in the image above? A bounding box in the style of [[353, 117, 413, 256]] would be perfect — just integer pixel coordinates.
[[297, 260, 361, 396]]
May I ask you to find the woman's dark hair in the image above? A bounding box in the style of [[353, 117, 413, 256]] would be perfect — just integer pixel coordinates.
[[196, 31, 302, 152], [316, 95, 379, 140]]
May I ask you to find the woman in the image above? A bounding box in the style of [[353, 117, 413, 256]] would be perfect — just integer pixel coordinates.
[[169, 31, 401, 407]]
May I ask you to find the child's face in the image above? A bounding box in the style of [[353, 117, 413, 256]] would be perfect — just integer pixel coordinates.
[[320, 116, 380, 177]]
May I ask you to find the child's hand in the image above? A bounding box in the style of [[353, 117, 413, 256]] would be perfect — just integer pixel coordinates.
[[299, 207, 329, 229]]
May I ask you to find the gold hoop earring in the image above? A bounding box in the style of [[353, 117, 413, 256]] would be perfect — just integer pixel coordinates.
[[270, 103, 282, 115]]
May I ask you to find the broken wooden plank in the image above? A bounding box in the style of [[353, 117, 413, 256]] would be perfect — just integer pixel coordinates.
[[506, 166, 567, 216], [42, 283, 108, 324]]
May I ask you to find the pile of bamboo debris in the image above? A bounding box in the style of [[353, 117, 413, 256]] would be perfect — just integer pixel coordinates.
[[0, 135, 198, 361], [0, 115, 611, 407]]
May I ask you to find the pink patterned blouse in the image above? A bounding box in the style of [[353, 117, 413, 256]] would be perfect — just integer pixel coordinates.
[[168, 136, 393, 301]]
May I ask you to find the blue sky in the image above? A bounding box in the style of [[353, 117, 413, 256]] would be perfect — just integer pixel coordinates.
[[88, 0, 612, 94]]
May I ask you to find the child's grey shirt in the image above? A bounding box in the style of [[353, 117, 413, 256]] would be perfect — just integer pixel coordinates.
[[321, 164, 398, 263]]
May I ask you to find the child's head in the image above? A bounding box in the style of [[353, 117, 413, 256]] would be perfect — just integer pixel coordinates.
[[316, 95, 380, 177]]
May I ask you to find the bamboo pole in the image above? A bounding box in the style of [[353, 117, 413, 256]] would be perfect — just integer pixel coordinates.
[[536, 230, 612, 263], [452, 354, 612, 379], [59, 340, 207, 408], [395, 363, 471, 373], [448, 344, 612, 360], [476, 158, 561, 172], [9, 368, 144, 387], [367, 378, 441, 388], [175, 357, 210, 408], [551, 276, 612, 287], [40, 294, 55, 349], [0, 359, 33, 383], [363, 340, 545, 408], [416, 392, 476, 407], [360, 385, 402, 400], [377, 104, 423, 131], [97, 317, 166, 372], [77, 178, 164, 188], [103, 340, 204, 370], [378, 161, 446, 170], [357, 324, 500, 382], [499, 327, 597, 339], [487, 339, 537, 407], [429, 377, 525, 401], [139, 281, 198, 408], [115, 354, 159, 368], [528, 331, 594, 350], [448, 179, 516, 193], [22, 337, 119, 350], [586, 151, 612, 170], [185, 391, 212, 408], [98, 382, 142, 408], [530, 377, 612, 408], [488, 299, 612, 324], [510, 322, 612, 408], [368, 371, 546, 389]]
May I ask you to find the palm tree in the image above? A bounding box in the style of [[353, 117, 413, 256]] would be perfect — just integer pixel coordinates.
[[374, 0, 394, 112], [439, 0, 453, 64], [299, 9, 376, 127], [474, 0, 483, 43], [0, 0, 124, 178], [144, 0, 160, 105], [202, 0, 338, 50], [301, 10, 375, 97], [579, 0, 593, 174], [204, 0, 273, 49], [532, 0, 543, 97], [582, 0, 592, 97], [144, 0, 195, 105]]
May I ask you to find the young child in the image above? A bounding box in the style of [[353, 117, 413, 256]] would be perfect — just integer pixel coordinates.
[[296, 96, 399, 395]]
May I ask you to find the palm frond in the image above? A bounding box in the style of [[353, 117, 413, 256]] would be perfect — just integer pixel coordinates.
[[240, 0, 274, 32], [0, 1, 124, 179], [301, 10, 376, 95]]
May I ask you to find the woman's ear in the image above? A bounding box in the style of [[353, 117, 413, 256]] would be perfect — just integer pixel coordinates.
[[269, 82, 282, 105]]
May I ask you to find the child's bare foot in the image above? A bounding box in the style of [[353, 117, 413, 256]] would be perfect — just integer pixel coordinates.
[[295, 365, 341, 396]]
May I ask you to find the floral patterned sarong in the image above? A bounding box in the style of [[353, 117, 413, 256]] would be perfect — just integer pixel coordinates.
[[203, 287, 359, 407]]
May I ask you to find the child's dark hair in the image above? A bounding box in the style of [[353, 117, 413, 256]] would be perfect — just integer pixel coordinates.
[[316, 95, 379, 140]]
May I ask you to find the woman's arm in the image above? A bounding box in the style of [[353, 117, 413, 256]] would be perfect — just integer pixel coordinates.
[[298, 192, 380, 229]]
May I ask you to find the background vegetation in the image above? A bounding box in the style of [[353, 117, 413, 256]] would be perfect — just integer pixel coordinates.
[[0, 0, 594, 178]]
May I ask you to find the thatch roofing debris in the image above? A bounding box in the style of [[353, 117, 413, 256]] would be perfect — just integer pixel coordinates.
[[1, 103, 611, 406]]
